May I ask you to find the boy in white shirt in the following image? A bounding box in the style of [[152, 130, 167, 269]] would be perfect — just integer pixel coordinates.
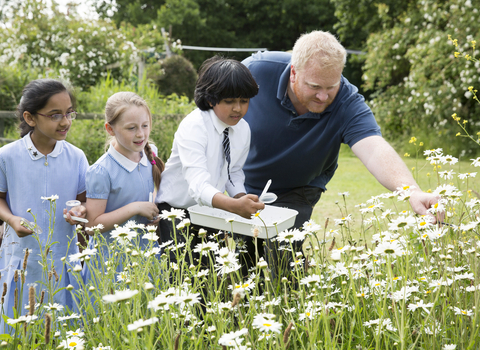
[[156, 56, 264, 259]]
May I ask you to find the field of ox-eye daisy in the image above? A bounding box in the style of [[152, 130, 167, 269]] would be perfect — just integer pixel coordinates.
[[2, 144, 480, 350], [1, 38, 479, 350]]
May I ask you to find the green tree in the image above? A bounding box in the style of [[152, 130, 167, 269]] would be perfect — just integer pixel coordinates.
[[94, 0, 165, 26], [102, 0, 337, 68], [358, 0, 480, 155], [0, 0, 142, 90]]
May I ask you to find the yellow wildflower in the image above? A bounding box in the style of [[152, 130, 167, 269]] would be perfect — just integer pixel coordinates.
[[404, 153, 410, 157], [468, 86, 474, 92], [454, 52, 460, 58], [409, 136, 417, 143]]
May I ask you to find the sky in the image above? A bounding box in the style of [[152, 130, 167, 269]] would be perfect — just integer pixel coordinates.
[[53, 0, 100, 19]]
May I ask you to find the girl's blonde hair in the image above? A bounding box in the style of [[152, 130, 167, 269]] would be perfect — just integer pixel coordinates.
[[105, 91, 164, 189], [291, 30, 347, 72]]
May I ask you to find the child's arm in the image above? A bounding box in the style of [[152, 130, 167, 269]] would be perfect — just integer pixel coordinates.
[[212, 192, 264, 219], [0, 192, 34, 237], [85, 198, 160, 235]]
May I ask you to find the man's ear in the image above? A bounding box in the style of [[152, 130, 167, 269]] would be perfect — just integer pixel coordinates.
[[105, 122, 115, 136], [23, 111, 36, 127], [290, 64, 297, 84]]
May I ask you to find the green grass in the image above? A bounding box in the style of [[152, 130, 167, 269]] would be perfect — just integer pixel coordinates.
[[311, 145, 480, 241]]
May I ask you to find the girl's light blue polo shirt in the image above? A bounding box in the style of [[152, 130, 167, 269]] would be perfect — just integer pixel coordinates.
[[83, 144, 159, 285]]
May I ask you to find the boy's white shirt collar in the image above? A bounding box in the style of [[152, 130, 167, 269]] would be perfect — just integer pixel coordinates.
[[209, 109, 234, 135], [108, 143, 148, 172], [24, 131, 63, 160]]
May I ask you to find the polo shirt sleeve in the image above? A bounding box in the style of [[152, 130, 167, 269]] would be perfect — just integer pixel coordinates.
[[176, 120, 221, 207], [86, 164, 111, 200], [341, 97, 382, 148]]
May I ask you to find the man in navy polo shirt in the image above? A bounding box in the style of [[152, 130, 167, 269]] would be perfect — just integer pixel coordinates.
[[241, 30, 439, 261]]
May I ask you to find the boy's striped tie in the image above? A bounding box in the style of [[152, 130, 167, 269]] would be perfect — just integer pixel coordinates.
[[223, 128, 234, 186]]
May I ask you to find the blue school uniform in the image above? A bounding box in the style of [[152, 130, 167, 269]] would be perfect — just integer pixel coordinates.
[[83, 144, 159, 283], [0, 133, 88, 331]]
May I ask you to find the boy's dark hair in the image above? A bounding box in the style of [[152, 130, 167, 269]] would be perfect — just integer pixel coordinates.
[[194, 56, 259, 111], [17, 79, 76, 137]]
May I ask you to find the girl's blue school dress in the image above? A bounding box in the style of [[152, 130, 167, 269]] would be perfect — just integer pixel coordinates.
[[83, 144, 159, 284], [0, 132, 88, 330]]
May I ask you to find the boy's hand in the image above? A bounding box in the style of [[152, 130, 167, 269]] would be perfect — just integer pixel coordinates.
[[9, 216, 34, 237], [233, 194, 265, 219]]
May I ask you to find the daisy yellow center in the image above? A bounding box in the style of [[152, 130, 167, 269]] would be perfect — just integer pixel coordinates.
[[368, 205, 375, 209], [420, 222, 426, 226], [393, 277, 399, 280], [462, 310, 467, 314], [235, 286, 241, 289], [69, 342, 77, 346], [263, 323, 271, 327], [403, 186, 410, 190], [72, 332, 79, 335], [306, 312, 311, 316], [242, 283, 249, 288]]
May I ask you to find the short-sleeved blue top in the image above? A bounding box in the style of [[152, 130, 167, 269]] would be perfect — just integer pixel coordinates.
[[242, 51, 382, 195], [86, 144, 156, 246], [0, 133, 88, 324]]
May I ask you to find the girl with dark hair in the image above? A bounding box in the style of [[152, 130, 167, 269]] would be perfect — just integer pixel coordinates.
[[0, 79, 89, 330], [156, 56, 264, 260], [83, 92, 164, 283]]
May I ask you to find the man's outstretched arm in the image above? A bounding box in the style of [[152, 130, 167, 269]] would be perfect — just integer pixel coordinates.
[[351, 135, 440, 220]]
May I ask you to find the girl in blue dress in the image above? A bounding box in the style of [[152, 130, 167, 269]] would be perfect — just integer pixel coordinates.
[[83, 92, 164, 283], [0, 79, 89, 331]]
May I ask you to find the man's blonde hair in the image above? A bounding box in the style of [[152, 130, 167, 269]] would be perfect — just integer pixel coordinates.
[[291, 31, 347, 71]]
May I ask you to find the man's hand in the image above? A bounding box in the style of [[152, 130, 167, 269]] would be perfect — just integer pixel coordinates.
[[409, 190, 442, 223]]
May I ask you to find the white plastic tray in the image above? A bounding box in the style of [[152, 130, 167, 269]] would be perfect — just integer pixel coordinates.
[[187, 205, 298, 239]]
